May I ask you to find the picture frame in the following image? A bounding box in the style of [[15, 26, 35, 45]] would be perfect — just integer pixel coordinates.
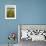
[[5, 5, 16, 19]]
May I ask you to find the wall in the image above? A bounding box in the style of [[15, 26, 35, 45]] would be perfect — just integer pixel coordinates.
[[0, 0, 18, 44], [17, 0, 46, 24]]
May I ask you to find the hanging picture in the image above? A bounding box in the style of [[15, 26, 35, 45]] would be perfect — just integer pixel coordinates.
[[5, 5, 16, 19]]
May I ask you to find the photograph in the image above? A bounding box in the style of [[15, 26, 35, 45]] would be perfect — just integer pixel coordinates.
[[5, 5, 16, 19]]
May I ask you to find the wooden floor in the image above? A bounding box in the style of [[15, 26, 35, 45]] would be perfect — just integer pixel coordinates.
[[19, 39, 46, 46], [0, 40, 46, 46], [0, 44, 18, 46]]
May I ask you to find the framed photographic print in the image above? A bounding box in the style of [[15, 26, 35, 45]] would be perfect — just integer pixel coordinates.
[[5, 5, 16, 19]]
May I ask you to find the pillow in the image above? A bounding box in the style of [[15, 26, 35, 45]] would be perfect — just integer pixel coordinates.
[[21, 30, 28, 39]]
